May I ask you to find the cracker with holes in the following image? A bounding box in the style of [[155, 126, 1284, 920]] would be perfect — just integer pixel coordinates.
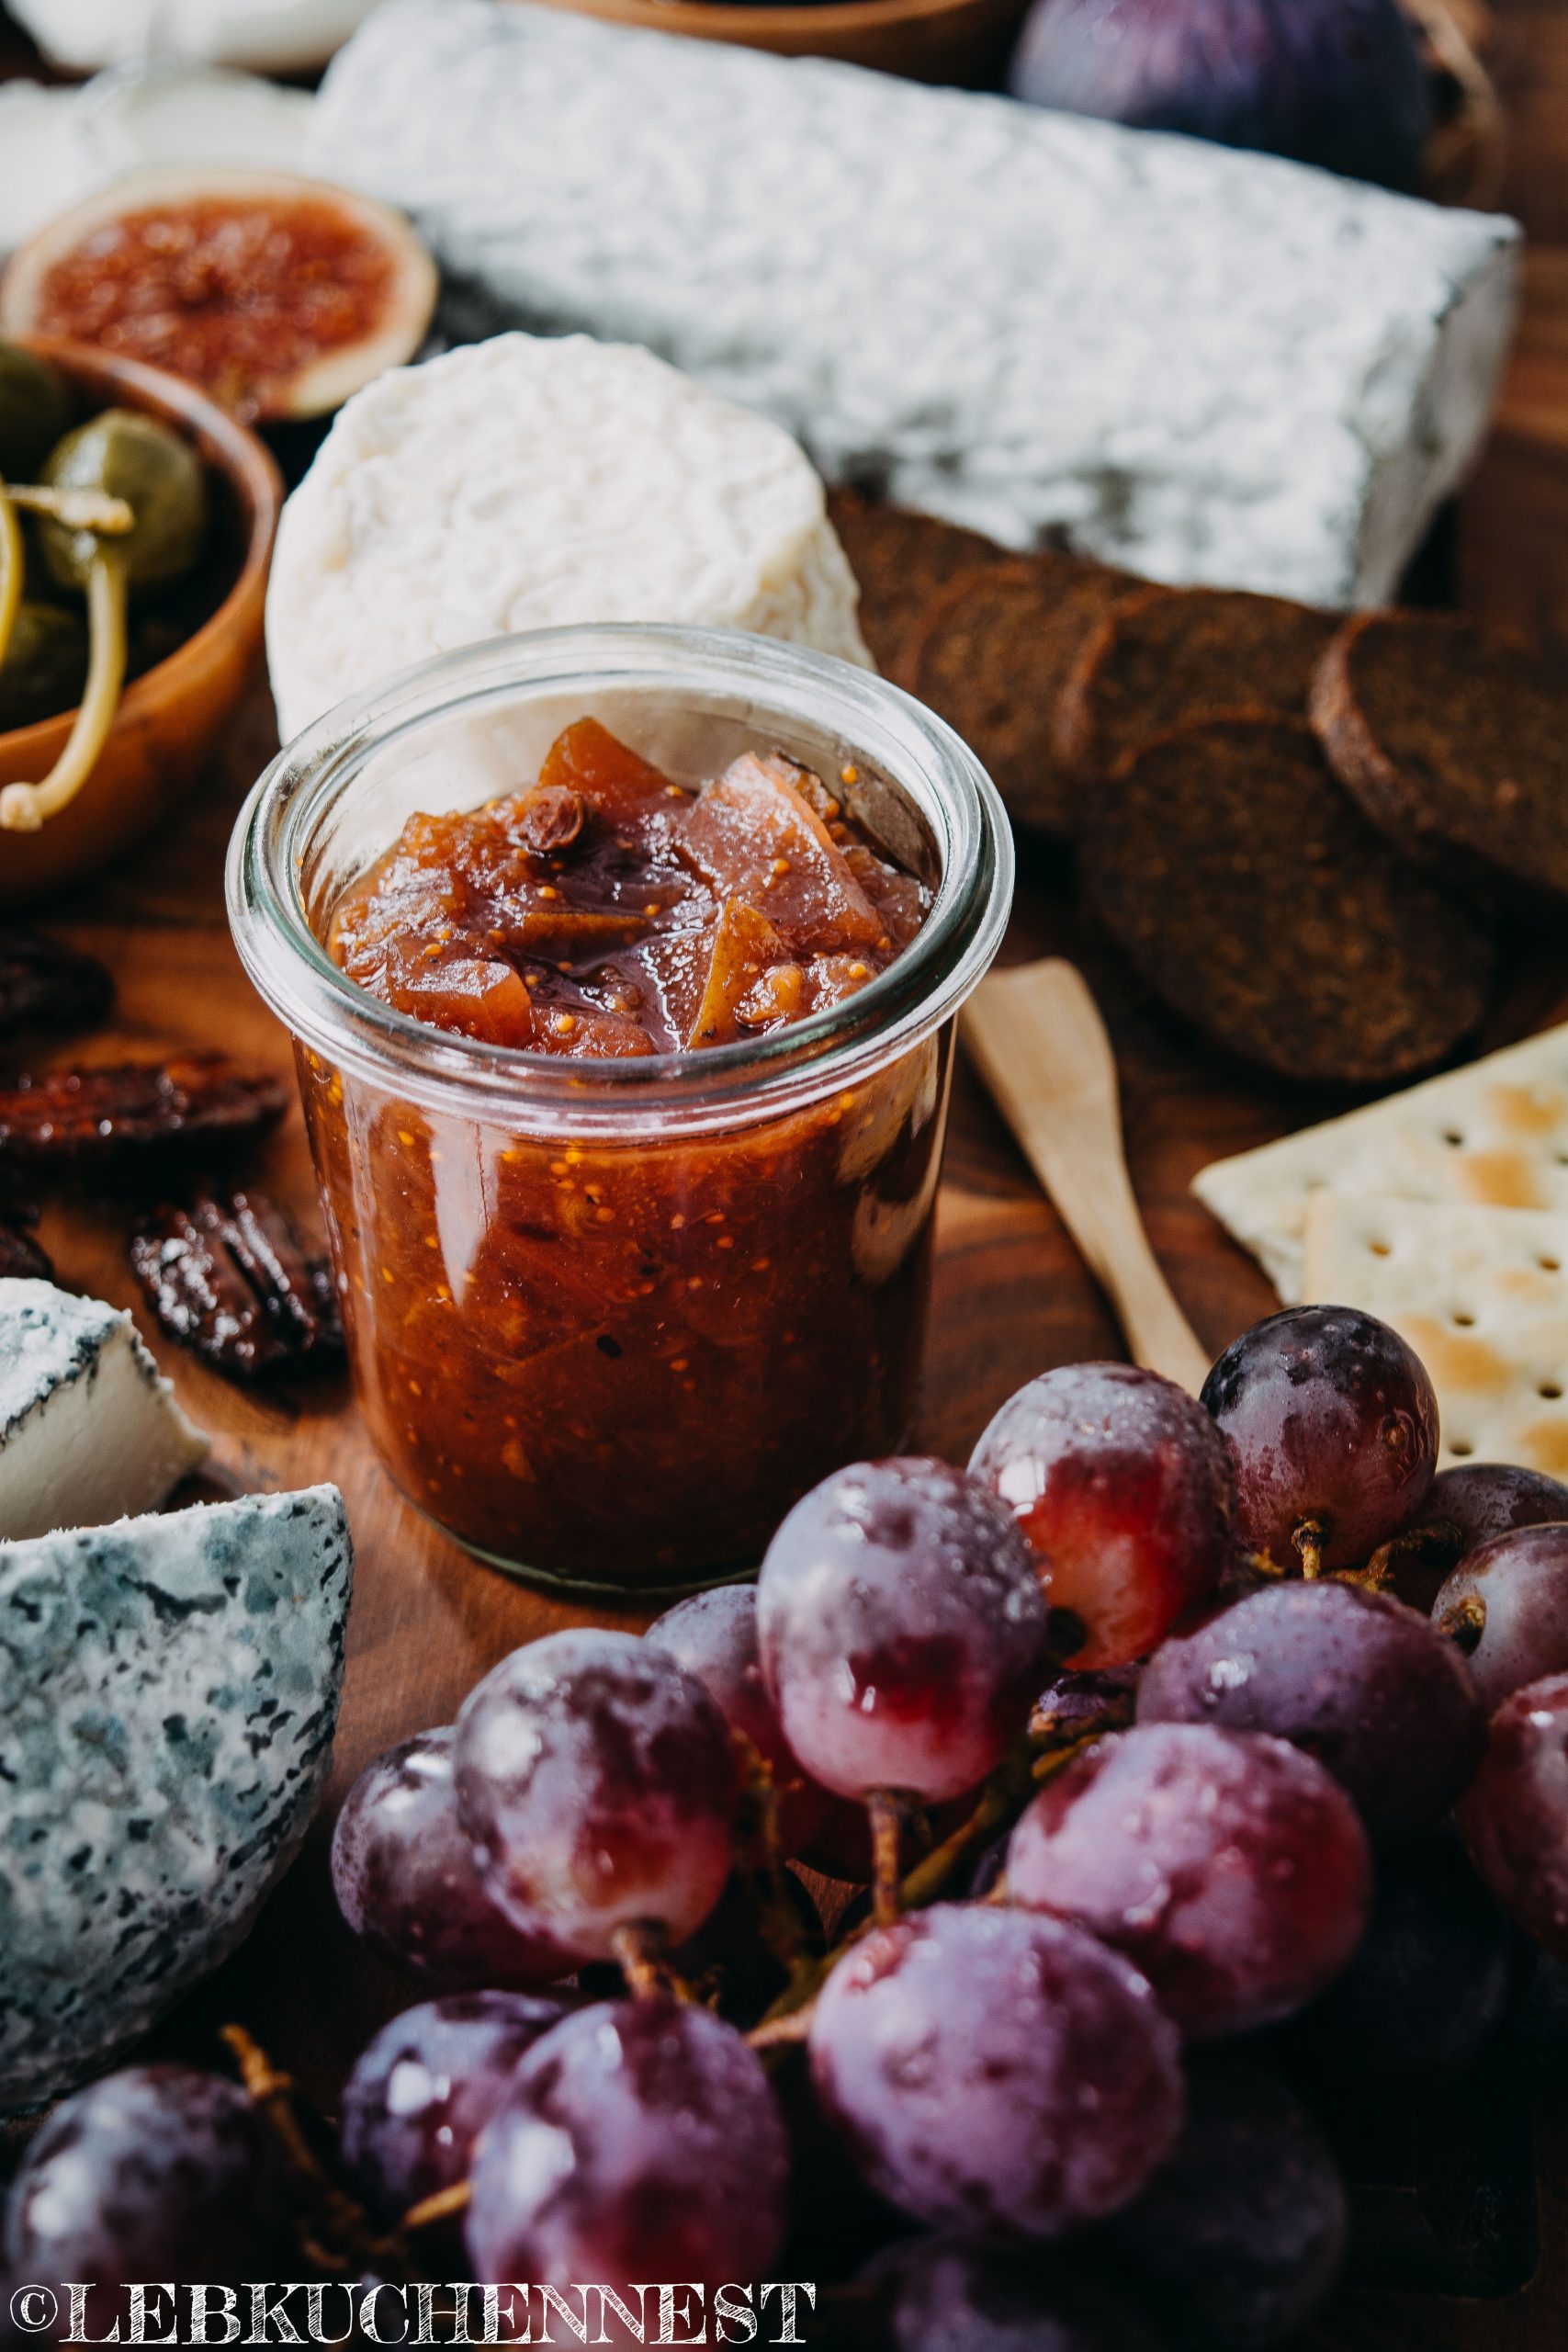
[[1193, 1023, 1568, 1302], [1302, 1193, 1568, 1478]]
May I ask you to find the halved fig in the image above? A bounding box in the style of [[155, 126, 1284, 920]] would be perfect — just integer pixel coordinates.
[[0, 168, 437, 425]]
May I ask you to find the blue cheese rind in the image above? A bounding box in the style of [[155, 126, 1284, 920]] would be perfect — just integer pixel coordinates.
[[0, 1484, 352, 2113], [0, 1278, 208, 1541], [313, 0, 1519, 609]]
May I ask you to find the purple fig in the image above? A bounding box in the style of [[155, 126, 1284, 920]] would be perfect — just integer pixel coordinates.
[[1009, 0, 1429, 192]]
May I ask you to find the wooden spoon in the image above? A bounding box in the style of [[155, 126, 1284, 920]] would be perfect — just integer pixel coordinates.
[[962, 957, 1211, 1394]]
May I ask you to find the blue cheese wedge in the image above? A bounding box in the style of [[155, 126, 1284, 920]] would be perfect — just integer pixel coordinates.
[[312, 0, 1518, 610], [0, 1279, 208, 1542], [0, 1484, 352, 2113], [266, 330, 873, 740]]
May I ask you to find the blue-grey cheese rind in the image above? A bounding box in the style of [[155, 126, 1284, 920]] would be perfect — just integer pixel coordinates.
[[312, 0, 1519, 609], [0, 1485, 352, 2113]]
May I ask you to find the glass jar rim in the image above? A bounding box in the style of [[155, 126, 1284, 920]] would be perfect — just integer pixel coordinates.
[[228, 623, 1013, 1136]]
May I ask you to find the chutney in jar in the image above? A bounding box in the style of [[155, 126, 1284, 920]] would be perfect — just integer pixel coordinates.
[[309, 718, 949, 1589]]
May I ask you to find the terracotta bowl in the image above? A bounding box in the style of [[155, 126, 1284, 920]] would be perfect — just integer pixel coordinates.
[[513, 0, 1031, 84], [0, 338, 281, 906]]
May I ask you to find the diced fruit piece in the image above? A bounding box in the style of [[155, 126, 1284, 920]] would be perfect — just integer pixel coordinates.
[[970, 1362, 1236, 1668], [1201, 1306, 1438, 1574], [1136, 1579, 1486, 1836], [687, 899, 791, 1048], [378, 941, 536, 1047], [331, 1726, 578, 1991], [682, 752, 886, 956], [1105, 2060, 1348, 2351], [808, 1903, 1182, 2236], [1459, 1672, 1568, 1955], [1434, 1524, 1568, 1713], [341, 1992, 571, 2227], [1005, 1722, 1371, 2038], [464, 1997, 789, 2299], [538, 716, 678, 815], [453, 1629, 738, 1961], [756, 1457, 1046, 1804]]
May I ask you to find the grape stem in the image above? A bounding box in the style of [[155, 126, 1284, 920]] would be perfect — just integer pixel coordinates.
[[0, 548, 128, 833], [220, 2025, 397, 2278], [611, 1918, 694, 2001], [1292, 1520, 1327, 1579], [867, 1792, 905, 1928], [1356, 1518, 1463, 1594], [1438, 1592, 1486, 1653], [6, 482, 135, 535], [402, 2181, 472, 2233]]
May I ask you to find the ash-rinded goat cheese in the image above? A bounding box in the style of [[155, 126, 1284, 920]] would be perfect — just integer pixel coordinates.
[[0, 1484, 352, 2112], [0, 1279, 207, 1541], [265, 332, 873, 741], [312, 0, 1519, 609]]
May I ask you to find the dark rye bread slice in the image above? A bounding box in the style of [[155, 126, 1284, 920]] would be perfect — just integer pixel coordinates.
[[825, 488, 1008, 677], [1058, 583, 1338, 781], [906, 556, 1138, 837], [1080, 714, 1494, 1086], [1311, 611, 1568, 902]]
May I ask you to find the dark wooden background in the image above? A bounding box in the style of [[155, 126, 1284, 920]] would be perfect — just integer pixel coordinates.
[[3, 1, 1568, 2339]]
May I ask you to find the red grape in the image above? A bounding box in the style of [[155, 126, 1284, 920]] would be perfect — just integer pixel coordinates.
[[4, 2066, 294, 2320], [646, 1583, 861, 1866], [1136, 1578, 1486, 1835], [1006, 1723, 1371, 2037], [1282, 1835, 1509, 2082], [454, 1630, 737, 1961], [1201, 1306, 1438, 1574], [1425, 1462, 1568, 1555], [1434, 1523, 1568, 1713], [1104, 2059, 1347, 2349], [331, 1726, 577, 1989], [870, 2239, 1157, 2352], [756, 1457, 1046, 1804], [1459, 1671, 1568, 1954], [807, 1902, 1182, 2236], [970, 1363, 1235, 1667], [464, 1996, 789, 2300], [340, 1992, 570, 2226]]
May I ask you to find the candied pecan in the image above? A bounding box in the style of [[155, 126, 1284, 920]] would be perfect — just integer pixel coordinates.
[[0, 1055, 288, 1172], [0, 1207, 53, 1282], [130, 1184, 343, 1384], [0, 929, 113, 1038]]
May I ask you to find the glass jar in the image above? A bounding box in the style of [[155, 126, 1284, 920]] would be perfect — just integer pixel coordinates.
[[229, 626, 1011, 1596]]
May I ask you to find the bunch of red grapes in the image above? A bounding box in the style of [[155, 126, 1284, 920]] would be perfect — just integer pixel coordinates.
[[10, 1305, 1568, 2349]]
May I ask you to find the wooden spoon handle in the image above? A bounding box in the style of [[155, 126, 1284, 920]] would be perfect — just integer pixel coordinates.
[[962, 960, 1211, 1396]]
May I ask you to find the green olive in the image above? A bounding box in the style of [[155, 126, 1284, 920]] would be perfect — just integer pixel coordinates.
[[39, 409, 207, 596], [0, 344, 72, 482], [0, 600, 89, 733]]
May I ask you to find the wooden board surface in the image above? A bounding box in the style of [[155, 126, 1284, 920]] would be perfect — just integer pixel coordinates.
[[6, 0, 1568, 2336]]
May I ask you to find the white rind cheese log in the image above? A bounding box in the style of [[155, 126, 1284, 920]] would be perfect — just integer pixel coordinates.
[[311, 0, 1520, 609], [266, 332, 872, 741], [0, 1279, 207, 1541]]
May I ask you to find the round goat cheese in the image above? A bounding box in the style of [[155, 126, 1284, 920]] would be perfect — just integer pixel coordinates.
[[265, 332, 873, 742]]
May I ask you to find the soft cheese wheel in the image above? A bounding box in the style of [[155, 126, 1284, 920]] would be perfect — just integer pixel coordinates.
[[265, 332, 873, 741]]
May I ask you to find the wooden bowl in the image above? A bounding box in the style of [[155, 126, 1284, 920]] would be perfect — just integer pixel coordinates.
[[511, 0, 1031, 84], [0, 339, 281, 906]]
